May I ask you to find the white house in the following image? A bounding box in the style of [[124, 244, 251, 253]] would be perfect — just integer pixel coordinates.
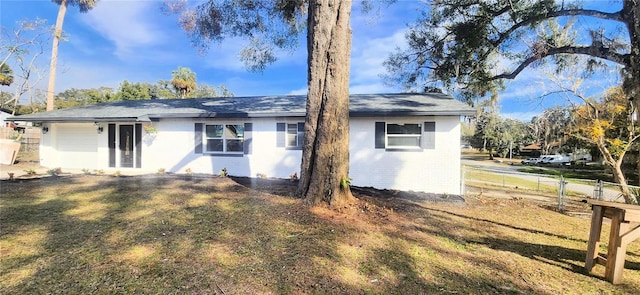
[[7, 93, 475, 195], [1, 109, 12, 127]]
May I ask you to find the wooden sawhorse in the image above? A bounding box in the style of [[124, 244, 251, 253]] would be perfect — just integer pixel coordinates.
[[585, 199, 640, 284]]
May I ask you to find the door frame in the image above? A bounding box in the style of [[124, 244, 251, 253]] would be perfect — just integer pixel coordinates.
[[108, 123, 142, 168]]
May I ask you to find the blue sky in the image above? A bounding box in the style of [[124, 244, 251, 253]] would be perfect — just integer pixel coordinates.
[[0, 0, 625, 121]]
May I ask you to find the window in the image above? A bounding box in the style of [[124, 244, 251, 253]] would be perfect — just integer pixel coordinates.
[[205, 124, 244, 153], [194, 123, 252, 155], [386, 123, 422, 148], [375, 121, 435, 150], [277, 122, 304, 149], [287, 123, 301, 147]]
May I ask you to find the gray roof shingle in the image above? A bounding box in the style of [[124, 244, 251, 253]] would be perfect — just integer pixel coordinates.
[[8, 93, 475, 122]]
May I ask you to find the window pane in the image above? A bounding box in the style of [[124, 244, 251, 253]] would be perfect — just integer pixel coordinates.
[[287, 124, 297, 134], [225, 125, 244, 139], [388, 136, 421, 147], [206, 139, 223, 152], [206, 125, 223, 138], [286, 134, 297, 147], [387, 123, 421, 134], [226, 139, 243, 152]]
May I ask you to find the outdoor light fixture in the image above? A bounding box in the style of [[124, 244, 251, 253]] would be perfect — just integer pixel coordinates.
[[42, 126, 49, 134], [95, 122, 104, 134]]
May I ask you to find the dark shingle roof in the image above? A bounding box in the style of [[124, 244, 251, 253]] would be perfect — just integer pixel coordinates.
[[7, 93, 475, 122]]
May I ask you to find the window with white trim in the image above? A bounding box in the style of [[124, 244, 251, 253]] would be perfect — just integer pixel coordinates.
[[286, 123, 301, 147], [277, 122, 304, 150], [386, 123, 422, 148], [375, 121, 435, 150], [205, 124, 244, 153]]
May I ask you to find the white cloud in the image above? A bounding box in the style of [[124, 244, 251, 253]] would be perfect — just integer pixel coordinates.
[[80, 1, 166, 59], [287, 87, 307, 95], [349, 29, 407, 93]]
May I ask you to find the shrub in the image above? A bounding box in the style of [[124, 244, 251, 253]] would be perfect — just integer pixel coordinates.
[[47, 168, 62, 176]]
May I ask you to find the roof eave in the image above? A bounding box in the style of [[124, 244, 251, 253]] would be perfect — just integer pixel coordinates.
[[349, 110, 476, 117], [147, 112, 307, 119], [5, 117, 141, 123]]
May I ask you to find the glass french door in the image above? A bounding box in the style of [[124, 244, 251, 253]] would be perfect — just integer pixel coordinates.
[[119, 125, 134, 168]]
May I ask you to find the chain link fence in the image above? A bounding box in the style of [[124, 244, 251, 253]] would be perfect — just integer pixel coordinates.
[[462, 165, 639, 211]]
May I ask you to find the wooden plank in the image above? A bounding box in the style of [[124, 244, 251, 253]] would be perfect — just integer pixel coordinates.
[[625, 211, 640, 223], [604, 209, 627, 284], [620, 224, 640, 246], [596, 256, 607, 266], [585, 205, 604, 272], [587, 199, 640, 212], [603, 207, 617, 219]]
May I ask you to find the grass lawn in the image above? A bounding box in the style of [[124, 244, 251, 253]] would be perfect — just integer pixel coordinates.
[[518, 167, 616, 183], [1, 175, 639, 294]]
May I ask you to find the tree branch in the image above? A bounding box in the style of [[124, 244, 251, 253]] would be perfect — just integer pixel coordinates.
[[492, 45, 628, 80], [490, 7, 623, 48]]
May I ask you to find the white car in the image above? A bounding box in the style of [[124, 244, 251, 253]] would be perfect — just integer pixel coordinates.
[[521, 158, 540, 165], [540, 155, 570, 165]]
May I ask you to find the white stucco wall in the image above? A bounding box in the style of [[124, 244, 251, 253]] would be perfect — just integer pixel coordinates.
[[40, 123, 99, 169], [41, 116, 462, 195], [349, 116, 462, 195], [144, 118, 303, 178]]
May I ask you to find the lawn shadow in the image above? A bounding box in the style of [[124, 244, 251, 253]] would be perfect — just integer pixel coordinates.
[[3, 175, 638, 294], [414, 206, 640, 293], [1, 175, 383, 293]]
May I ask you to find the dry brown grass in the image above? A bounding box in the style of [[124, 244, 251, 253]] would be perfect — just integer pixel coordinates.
[[1, 174, 638, 294]]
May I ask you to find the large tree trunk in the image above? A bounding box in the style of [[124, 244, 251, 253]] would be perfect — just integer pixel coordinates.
[[296, 0, 354, 207], [47, 0, 68, 111], [623, 0, 640, 192]]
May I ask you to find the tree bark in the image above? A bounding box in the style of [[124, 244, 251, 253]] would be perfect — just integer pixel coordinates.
[[622, 1, 640, 192], [597, 139, 635, 204], [623, 0, 640, 107], [296, 0, 354, 207], [47, 0, 68, 111]]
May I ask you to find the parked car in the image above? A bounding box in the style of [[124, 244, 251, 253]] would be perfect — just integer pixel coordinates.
[[521, 158, 540, 165], [537, 155, 553, 165], [540, 155, 571, 165], [571, 157, 590, 166]]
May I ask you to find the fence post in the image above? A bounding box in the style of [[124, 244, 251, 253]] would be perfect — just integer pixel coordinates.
[[593, 180, 604, 201], [558, 175, 567, 212]]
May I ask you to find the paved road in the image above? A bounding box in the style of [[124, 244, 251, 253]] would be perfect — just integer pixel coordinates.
[[462, 159, 625, 202]]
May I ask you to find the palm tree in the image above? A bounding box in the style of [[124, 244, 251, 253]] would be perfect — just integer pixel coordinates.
[[46, 0, 98, 111], [170, 66, 197, 98]]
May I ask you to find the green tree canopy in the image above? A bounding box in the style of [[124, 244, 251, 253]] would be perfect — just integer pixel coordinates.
[[163, 0, 306, 71], [116, 81, 151, 101], [54, 87, 115, 109], [384, 0, 639, 108]]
